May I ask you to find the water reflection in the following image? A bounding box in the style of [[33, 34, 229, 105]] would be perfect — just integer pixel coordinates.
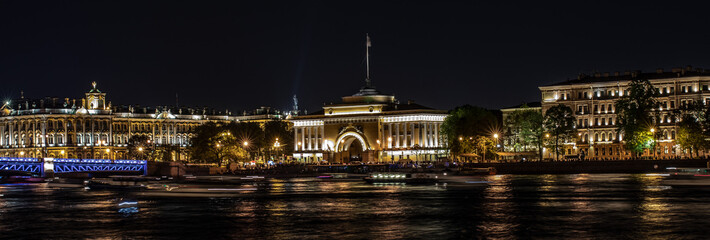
[[2, 174, 710, 239]]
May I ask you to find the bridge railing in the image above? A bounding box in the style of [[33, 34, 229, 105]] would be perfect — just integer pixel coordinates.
[[1, 158, 147, 176]]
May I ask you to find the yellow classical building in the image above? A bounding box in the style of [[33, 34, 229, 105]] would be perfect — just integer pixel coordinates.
[[0, 82, 282, 160], [291, 84, 447, 163]]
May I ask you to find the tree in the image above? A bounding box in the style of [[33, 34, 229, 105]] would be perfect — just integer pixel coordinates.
[[127, 135, 153, 160], [675, 101, 709, 157], [543, 104, 576, 161], [263, 120, 294, 161], [440, 105, 501, 159], [506, 106, 543, 160], [190, 122, 248, 167], [615, 79, 659, 158]]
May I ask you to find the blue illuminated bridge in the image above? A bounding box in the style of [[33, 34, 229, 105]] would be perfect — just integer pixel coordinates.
[[0, 157, 147, 176]]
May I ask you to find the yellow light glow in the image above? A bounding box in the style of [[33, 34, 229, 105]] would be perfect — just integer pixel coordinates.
[[138, 147, 143, 152], [19, 151, 25, 156], [105, 149, 110, 153], [493, 133, 499, 138], [243, 141, 249, 146]]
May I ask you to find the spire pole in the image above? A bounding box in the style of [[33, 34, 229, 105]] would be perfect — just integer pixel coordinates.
[[365, 33, 372, 88]]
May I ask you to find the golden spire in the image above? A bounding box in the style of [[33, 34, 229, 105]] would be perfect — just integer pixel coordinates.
[[92, 81, 97, 89]]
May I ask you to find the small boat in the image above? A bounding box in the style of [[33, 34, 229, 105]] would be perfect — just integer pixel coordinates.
[[0, 171, 45, 184], [85, 176, 155, 190], [660, 167, 710, 187], [364, 172, 438, 184], [459, 167, 497, 175]]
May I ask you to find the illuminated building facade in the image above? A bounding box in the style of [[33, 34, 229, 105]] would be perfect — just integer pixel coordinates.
[[539, 66, 710, 160], [291, 85, 447, 163], [0, 83, 281, 160]]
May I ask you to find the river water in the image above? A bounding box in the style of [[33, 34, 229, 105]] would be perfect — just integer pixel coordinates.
[[1, 174, 709, 239]]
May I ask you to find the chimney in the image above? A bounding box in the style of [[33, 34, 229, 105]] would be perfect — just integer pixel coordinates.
[[656, 68, 663, 74]]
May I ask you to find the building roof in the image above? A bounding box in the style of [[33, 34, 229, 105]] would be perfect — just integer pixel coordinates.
[[543, 66, 710, 87], [502, 102, 541, 110]]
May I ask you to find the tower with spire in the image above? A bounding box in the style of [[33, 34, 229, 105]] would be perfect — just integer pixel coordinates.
[[85, 81, 107, 110]]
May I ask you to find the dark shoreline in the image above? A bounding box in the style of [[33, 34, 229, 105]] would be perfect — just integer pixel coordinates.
[[466, 159, 710, 174]]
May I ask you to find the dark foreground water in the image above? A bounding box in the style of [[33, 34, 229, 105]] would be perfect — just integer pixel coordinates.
[[1, 174, 709, 239]]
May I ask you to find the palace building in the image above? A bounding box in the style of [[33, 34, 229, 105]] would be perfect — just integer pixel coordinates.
[[539, 66, 710, 160], [290, 36, 448, 163], [0, 82, 282, 160]]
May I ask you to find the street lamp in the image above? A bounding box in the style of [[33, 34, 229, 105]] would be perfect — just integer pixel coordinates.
[[493, 133, 499, 161], [650, 128, 656, 159]]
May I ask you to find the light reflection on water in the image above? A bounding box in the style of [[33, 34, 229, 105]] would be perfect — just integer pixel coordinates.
[[2, 174, 710, 239]]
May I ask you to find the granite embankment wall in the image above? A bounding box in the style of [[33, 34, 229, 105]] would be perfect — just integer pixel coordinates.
[[468, 159, 710, 174]]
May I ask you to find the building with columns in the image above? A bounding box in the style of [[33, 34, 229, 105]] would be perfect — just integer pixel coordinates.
[[291, 84, 447, 163], [0, 82, 282, 160], [539, 66, 710, 160]]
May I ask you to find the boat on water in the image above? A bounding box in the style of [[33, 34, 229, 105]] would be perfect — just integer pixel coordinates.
[[85, 175, 159, 190], [458, 167, 497, 175], [364, 172, 438, 184], [0, 171, 45, 184], [659, 167, 710, 187]]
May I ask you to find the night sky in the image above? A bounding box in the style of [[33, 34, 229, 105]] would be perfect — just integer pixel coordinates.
[[2, 1, 710, 113]]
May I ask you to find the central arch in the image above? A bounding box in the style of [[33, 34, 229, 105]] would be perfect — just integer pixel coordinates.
[[334, 131, 369, 152], [333, 131, 371, 163]]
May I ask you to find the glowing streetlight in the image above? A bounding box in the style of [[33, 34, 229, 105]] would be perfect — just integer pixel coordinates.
[[105, 148, 110, 153], [243, 141, 249, 147], [650, 128, 655, 133], [387, 137, 392, 142], [493, 133, 499, 139], [545, 133, 550, 138], [19, 151, 25, 156], [138, 147, 143, 152]]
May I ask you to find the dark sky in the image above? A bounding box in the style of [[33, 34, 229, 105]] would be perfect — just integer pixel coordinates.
[[2, 1, 710, 113]]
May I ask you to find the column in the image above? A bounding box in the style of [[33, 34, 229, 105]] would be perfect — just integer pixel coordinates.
[[423, 122, 428, 147], [395, 123, 400, 148], [63, 118, 67, 146], [320, 125, 325, 150], [434, 123, 439, 147], [403, 122, 408, 148], [388, 123, 392, 149], [313, 127, 319, 150], [294, 127, 299, 151], [41, 119, 47, 148], [300, 127, 305, 151], [307, 127, 312, 150], [109, 119, 113, 145]]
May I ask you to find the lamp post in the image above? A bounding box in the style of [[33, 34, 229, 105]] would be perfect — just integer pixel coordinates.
[[650, 128, 656, 159], [493, 133, 499, 161]]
